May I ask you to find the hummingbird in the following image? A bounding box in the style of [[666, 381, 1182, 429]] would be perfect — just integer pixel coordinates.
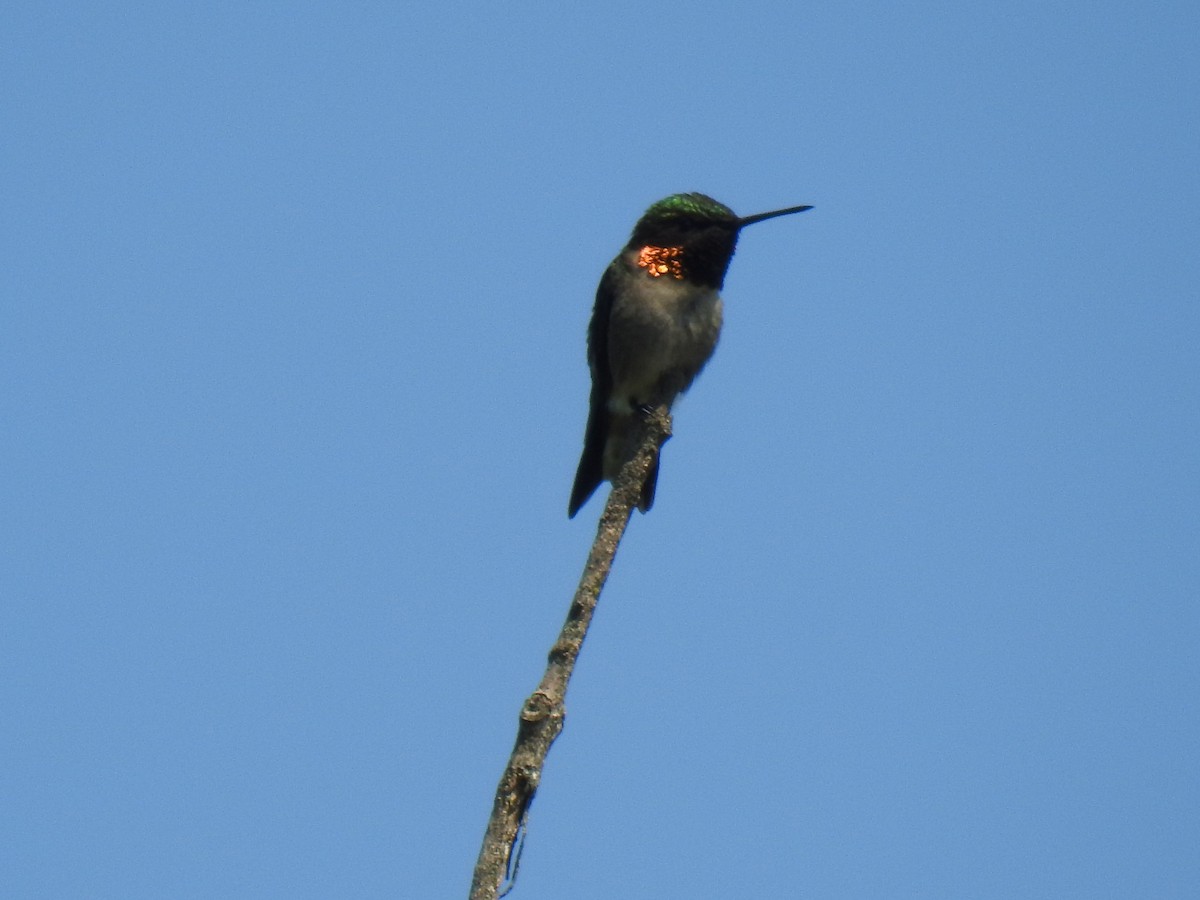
[[568, 192, 812, 518]]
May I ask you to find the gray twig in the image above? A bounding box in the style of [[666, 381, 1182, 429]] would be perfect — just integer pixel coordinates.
[[468, 407, 672, 900]]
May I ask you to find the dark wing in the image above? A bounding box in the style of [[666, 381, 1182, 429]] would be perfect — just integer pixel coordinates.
[[568, 261, 618, 517]]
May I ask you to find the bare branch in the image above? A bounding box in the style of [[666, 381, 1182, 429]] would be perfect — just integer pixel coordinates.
[[469, 407, 672, 900]]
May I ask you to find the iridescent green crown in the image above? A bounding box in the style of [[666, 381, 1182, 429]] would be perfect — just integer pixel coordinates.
[[643, 193, 736, 222]]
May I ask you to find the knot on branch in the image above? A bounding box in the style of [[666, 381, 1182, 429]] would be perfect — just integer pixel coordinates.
[[520, 690, 559, 723]]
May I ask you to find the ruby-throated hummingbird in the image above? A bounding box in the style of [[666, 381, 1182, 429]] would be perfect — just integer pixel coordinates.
[[568, 193, 812, 517]]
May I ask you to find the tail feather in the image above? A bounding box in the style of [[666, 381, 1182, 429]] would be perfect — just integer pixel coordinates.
[[637, 453, 660, 513], [570, 406, 664, 517], [568, 407, 606, 518]]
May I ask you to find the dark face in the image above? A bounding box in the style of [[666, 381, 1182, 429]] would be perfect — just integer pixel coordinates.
[[623, 193, 809, 289], [631, 212, 734, 247]]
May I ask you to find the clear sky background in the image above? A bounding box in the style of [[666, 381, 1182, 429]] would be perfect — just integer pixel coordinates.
[[3, 3, 1197, 898]]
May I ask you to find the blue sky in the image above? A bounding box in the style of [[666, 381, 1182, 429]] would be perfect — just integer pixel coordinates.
[[3, 3, 1197, 897]]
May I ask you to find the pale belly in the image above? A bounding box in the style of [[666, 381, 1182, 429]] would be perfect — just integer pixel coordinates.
[[606, 276, 723, 411]]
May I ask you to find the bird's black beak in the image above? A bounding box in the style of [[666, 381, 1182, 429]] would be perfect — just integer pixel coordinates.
[[738, 204, 813, 228]]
